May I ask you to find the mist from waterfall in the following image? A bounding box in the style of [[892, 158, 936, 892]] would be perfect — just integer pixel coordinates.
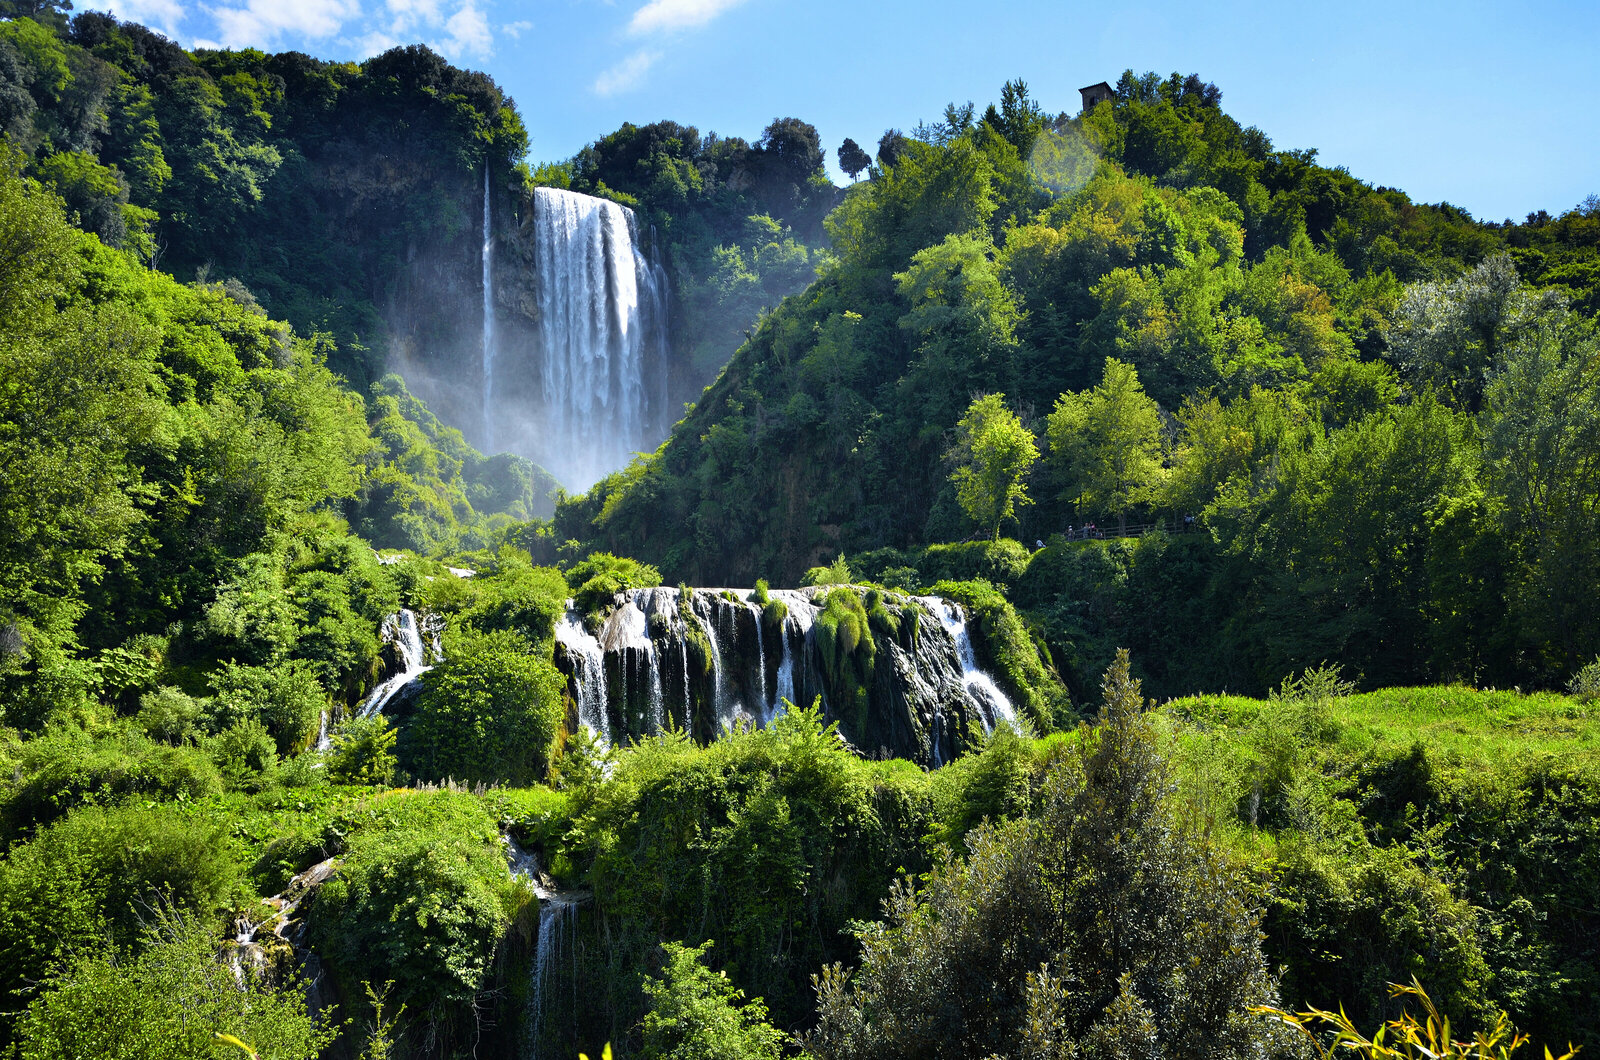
[[481, 165, 496, 453]]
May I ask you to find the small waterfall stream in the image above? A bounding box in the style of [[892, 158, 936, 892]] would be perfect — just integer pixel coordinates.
[[356, 609, 438, 721], [555, 608, 609, 744], [919, 597, 1017, 729], [507, 837, 583, 1060]]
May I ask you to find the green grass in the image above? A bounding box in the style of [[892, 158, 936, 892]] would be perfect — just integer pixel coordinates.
[[1166, 686, 1600, 769]]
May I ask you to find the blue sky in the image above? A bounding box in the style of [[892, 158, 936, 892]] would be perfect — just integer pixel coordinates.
[[103, 0, 1596, 222]]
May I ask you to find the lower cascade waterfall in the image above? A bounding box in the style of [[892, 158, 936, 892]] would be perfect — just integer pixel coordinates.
[[554, 587, 1018, 766]]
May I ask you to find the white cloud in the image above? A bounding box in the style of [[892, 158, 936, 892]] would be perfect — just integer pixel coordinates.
[[592, 48, 660, 97], [102, 0, 188, 38], [441, 2, 492, 58], [502, 19, 533, 39], [204, 0, 362, 48], [627, 0, 747, 35]]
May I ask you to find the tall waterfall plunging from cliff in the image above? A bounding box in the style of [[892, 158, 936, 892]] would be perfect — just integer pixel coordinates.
[[481, 166, 496, 453], [480, 186, 668, 492]]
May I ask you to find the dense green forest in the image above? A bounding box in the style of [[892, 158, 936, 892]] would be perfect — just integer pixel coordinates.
[[2, 7, 1599, 1060], [558, 72, 1600, 699]]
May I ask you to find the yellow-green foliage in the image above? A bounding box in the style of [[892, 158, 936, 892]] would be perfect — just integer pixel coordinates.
[[1258, 978, 1579, 1060]]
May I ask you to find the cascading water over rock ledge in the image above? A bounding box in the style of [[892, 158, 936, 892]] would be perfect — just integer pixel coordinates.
[[553, 587, 1019, 766], [480, 186, 669, 492]]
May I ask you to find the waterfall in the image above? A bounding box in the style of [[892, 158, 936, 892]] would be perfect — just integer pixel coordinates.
[[773, 619, 794, 718], [507, 837, 581, 1060], [357, 609, 435, 719], [482, 165, 495, 453], [919, 597, 1017, 729], [571, 587, 1018, 765], [748, 602, 768, 721], [645, 642, 664, 733], [555, 608, 610, 746], [527, 187, 668, 491]]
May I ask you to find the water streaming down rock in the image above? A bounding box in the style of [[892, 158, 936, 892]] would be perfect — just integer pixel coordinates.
[[355, 609, 441, 722], [490, 187, 669, 492], [552, 588, 1018, 765], [507, 837, 584, 1060], [918, 596, 1017, 729], [554, 607, 609, 744]]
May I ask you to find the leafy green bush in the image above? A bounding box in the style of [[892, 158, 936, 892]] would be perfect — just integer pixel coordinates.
[[567, 552, 662, 619], [207, 718, 278, 788], [404, 634, 565, 786], [801, 553, 853, 587], [134, 686, 207, 744], [920, 538, 1032, 588], [0, 724, 223, 839], [325, 714, 397, 787], [310, 791, 519, 1033], [1568, 656, 1600, 702], [12, 910, 334, 1060], [209, 661, 326, 754], [458, 560, 569, 647], [639, 941, 784, 1060], [0, 802, 239, 1038]]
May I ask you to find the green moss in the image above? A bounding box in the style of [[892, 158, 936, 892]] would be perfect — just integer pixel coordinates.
[[813, 588, 877, 736]]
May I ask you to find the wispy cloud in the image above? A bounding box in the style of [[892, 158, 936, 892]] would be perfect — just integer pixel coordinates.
[[102, 0, 188, 39], [441, 2, 492, 58], [502, 19, 534, 39], [204, 0, 361, 48], [593, 48, 661, 97], [627, 0, 748, 35]]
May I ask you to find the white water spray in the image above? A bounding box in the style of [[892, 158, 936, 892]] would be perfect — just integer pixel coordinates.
[[526, 188, 667, 490]]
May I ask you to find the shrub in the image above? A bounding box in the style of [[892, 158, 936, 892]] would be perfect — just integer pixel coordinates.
[[1568, 656, 1600, 703], [0, 803, 239, 1038], [567, 552, 661, 619], [459, 561, 569, 647], [310, 791, 517, 1032], [326, 714, 397, 787], [639, 941, 784, 1060], [208, 718, 278, 788], [1, 724, 223, 839], [135, 686, 206, 744], [801, 553, 853, 587], [209, 661, 326, 754], [12, 910, 334, 1060], [403, 634, 565, 785], [920, 539, 1031, 588]]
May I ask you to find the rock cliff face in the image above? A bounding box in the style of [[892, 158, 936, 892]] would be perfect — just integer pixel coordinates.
[[554, 587, 1019, 766]]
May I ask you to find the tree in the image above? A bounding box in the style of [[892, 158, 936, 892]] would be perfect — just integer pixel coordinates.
[[837, 137, 871, 181], [876, 128, 908, 168], [639, 941, 784, 1060], [805, 651, 1285, 1060], [948, 393, 1038, 541], [1048, 358, 1167, 532]]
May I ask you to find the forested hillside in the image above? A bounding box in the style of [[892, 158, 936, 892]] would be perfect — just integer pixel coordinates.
[[3, 8, 1600, 1060], [558, 73, 1600, 698]]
